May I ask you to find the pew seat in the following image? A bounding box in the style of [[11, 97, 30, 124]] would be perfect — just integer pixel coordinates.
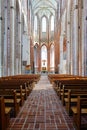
[[61, 85, 87, 105], [71, 96, 87, 130], [0, 90, 21, 117], [64, 89, 87, 115], [0, 96, 12, 130]]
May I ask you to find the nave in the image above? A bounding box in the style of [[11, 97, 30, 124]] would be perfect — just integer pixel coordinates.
[[8, 76, 75, 130]]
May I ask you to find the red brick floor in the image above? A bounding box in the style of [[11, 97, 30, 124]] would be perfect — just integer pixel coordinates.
[[7, 76, 75, 130]]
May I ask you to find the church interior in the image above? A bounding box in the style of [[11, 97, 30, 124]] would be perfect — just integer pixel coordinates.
[[0, 0, 87, 130]]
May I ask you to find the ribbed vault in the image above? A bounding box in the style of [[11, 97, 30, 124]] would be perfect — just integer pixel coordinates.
[[31, 0, 57, 17]]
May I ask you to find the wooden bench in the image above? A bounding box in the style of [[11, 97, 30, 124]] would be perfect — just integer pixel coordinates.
[[61, 85, 87, 105], [48, 74, 87, 92], [2, 74, 41, 84], [0, 96, 12, 130], [58, 80, 87, 99], [0, 90, 21, 117], [71, 96, 87, 130], [48, 74, 86, 95], [0, 75, 39, 97], [64, 89, 87, 115], [48, 74, 87, 83], [0, 81, 27, 105], [48, 74, 77, 84], [0, 74, 41, 105]]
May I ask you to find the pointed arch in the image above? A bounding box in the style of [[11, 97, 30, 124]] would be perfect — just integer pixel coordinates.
[[41, 45, 47, 72], [51, 15, 54, 31], [42, 16, 46, 32]]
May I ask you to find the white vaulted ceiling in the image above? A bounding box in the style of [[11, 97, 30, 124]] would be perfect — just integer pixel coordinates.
[[31, 0, 57, 18]]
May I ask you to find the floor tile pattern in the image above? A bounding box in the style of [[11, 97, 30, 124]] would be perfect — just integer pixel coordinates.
[[8, 76, 75, 130]]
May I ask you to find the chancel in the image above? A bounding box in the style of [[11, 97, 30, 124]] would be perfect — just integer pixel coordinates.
[[0, 0, 87, 130]]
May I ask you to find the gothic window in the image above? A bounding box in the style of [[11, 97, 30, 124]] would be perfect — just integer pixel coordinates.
[[41, 45, 47, 68], [51, 15, 54, 31], [42, 17, 46, 32], [41, 45, 47, 60], [34, 15, 37, 33]]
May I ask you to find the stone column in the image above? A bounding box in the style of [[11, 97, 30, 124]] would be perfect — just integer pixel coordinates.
[[73, 1, 79, 75], [47, 46, 50, 72], [0, 0, 2, 76], [70, 2, 74, 75], [54, 11, 59, 73], [78, 0, 83, 75], [66, 40, 71, 74], [39, 19, 41, 44], [38, 19, 41, 72], [84, 0, 87, 75], [66, 0, 71, 74], [3, 0, 8, 76], [18, 20, 22, 74], [10, 0, 15, 75], [38, 46, 41, 72], [81, 1, 85, 76], [27, 36, 30, 65], [59, 35, 64, 73]]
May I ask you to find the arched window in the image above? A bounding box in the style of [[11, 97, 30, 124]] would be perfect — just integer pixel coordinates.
[[34, 15, 37, 33], [42, 17, 46, 32], [41, 45, 47, 61], [41, 45, 47, 69], [51, 15, 54, 31]]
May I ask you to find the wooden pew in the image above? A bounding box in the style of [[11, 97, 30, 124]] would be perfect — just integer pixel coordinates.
[[48, 74, 87, 93], [62, 85, 87, 105], [48, 74, 77, 84], [48, 74, 83, 95], [48, 74, 87, 129], [1, 74, 41, 84], [55, 79, 87, 101], [0, 74, 40, 104], [58, 80, 87, 99], [0, 81, 27, 105], [64, 89, 87, 115], [0, 90, 21, 117], [48, 74, 87, 83], [0, 74, 39, 96], [71, 96, 87, 130], [0, 96, 11, 130]]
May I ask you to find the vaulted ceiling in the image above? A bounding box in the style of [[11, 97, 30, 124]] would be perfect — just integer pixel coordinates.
[[31, 0, 58, 18]]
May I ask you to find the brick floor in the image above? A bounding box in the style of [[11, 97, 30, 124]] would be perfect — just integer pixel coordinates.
[[7, 75, 75, 130]]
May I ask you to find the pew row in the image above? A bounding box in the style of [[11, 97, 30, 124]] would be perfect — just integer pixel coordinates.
[[61, 85, 87, 106], [64, 89, 87, 115], [0, 89, 21, 117], [71, 96, 87, 130], [0, 96, 12, 130], [0, 82, 27, 106], [48, 74, 87, 130]]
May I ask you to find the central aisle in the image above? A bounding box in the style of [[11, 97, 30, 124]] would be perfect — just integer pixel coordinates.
[[8, 76, 75, 130]]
